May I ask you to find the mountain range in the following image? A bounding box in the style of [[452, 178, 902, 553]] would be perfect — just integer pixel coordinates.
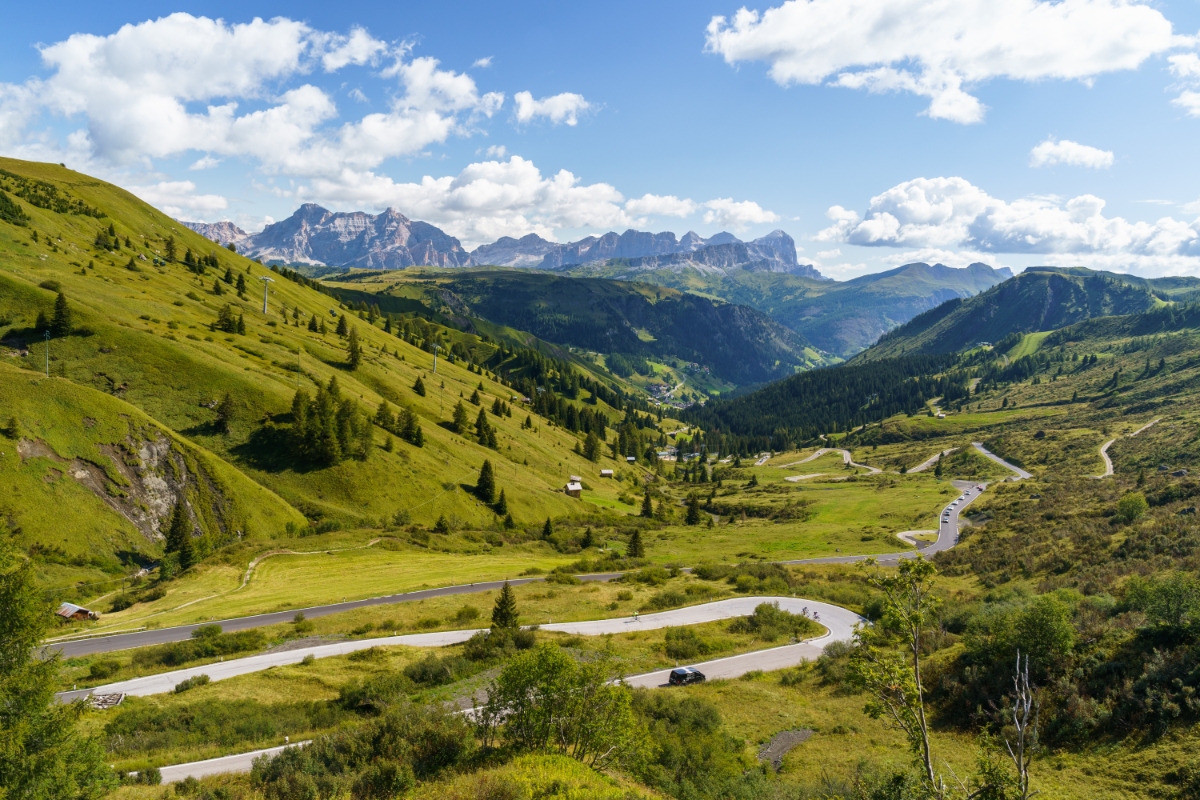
[[182, 205, 822, 277]]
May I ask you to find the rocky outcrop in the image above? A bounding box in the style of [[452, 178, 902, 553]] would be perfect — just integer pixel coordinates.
[[181, 220, 248, 248], [185, 205, 470, 268]]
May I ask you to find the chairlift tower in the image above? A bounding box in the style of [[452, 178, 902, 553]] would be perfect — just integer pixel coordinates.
[[259, 276, 274, 314]]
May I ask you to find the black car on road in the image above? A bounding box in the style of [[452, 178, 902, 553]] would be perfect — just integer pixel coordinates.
[[669, 667, 706, 685]]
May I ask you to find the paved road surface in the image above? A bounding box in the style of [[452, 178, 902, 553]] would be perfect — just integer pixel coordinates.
[[148, 597, 861, 783], [972, 442, 1032, 480], [908, 447, 958, 474], [60, 597, 858, 704], [49, 574, 618, 659], [157, 741, 309, 783], [777, 448, 881, 474], [1096, 440, 1115, 478]]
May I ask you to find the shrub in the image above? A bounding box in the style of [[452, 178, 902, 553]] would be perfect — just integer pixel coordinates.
[[338, 673, 412, 715], [644, 590, 687, 610], [727, 602, 820, 642], [616, 590, 633, 601], [174, 674, 210, 693], [403, 653, 472, 687], [88, 659, 120, 680], [453, 606, 481, 624], [664, 627, 711, 660]]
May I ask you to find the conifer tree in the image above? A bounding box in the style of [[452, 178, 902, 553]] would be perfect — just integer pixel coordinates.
[[685, 494, 701, 525], [223, 267, 233, 284], [236, 314, 246, 335], [641, 489, 654, 518], [452, 401, 470, 435], [319, 317, 327, 334], [2, 417, 17, 439], [542, 518, 553, 540], [494, 489, 508, 515], [308, 314, 318, 332], [627, 530, 645, 558], [434, 514, 450, 534], [215, 392, 235, 434], [336, 314, 348, 336], [49, 292, 71, 337], [582, 527, 595, 548], [491, 581, 519, 632], [235, 273, 246, 295], [476, 459, 496, 504], [212, 278, 224, 295], [374, 401, 395, 432], [413, 376, 427, 397], [347, 326, 362, 370]]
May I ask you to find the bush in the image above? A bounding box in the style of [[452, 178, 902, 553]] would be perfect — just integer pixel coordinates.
[[174, 674, 210, 693], [132, 629, 265, 669], [453, 605, 481, 624], [403, 653, 472, 687], [727, 602, 820, 642], [338, 674, 412, 715], [88, 659, 120, 680], [616, 590, 633, 601], [664, 627, 712, 660], [644, 590, 687, 610]]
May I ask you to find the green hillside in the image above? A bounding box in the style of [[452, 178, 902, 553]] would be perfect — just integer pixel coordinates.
[[347, 267, 830, 385], [566, 260, 1008, 356], [857, 267, 1166, 360], [0, 157, 668, 594]]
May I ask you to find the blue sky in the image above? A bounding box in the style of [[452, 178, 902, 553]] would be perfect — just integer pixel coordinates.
[[3, 1, 1200, 278]]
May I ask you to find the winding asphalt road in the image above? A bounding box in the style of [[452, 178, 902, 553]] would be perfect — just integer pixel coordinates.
[[60, 597, 860, 704], [138, 596, 862, 783]]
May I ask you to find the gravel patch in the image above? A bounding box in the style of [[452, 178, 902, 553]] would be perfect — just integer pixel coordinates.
[[758, 729, 813, 770], [263, 635, 347, 654]]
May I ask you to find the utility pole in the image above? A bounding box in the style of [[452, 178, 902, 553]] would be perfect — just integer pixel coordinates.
[[259, 276, 274, 314], [44, 331, 50, 377]]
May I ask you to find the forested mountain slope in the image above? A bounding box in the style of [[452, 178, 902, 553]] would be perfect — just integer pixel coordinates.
[[856, 267, 1166, 361]]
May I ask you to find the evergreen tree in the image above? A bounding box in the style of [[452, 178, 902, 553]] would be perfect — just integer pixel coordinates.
[[165, 501, 189, 555], [491, 581, 519, 632], [476, 408, 498, 448], [413, 376, 427, 397], [627, 530, 645, 558], [223, 267, 233, 284], [0, 546, 117, 798], [347, 326, 362, 370], [541, 518, 553, 540], [503, 513, 515, 529], [582, 527, 595, 549], [212, 278, 224, 295], [383, 317, 392, 334], [236, 314, 246, 335], [2, 417, 17, 439], [374, 401, 395, 432], [336, 314, 349, 336], [164, 235, 176, 261], [469, 389, 481, 405], [494, 489, 508, 515], [215, 392, 235, 434], [452, 401, 470, 435], [235, 273, 246, 295], [319, 317, 327, 334], [34, 311, 48, 332], [434, 515, 451, 534], [49, 292, 71, 337], [641, 489, 654, 518], [582, 430, 601, 462], [476, 459, 496, 504], [685, 494, 701, 526], [177, 526, 196, 570], [308, 314, 318, 332], [934, 455, 943, 479]]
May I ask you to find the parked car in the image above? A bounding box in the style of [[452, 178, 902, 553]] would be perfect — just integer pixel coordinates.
[[669, 667, 706, 686]]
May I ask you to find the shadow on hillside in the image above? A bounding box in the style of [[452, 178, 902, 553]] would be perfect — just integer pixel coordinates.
[[230, 424, 322, 474]]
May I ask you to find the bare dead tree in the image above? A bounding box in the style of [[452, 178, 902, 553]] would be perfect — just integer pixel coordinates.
[[1006, 651, 1039, 800]]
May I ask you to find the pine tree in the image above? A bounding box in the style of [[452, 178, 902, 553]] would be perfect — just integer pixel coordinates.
[[934, 454, 943, 479], [223, 267, 233, 284], [235, 273, 246, 295], [215, 392, 235, 434], [582, 430, 601, 462], [503, 513, 515, 529], [491, 581, 519, 632], [212, 278, 224, 295], [434, 514, 451, 534], [336, 314, 349, 336], [49, 292, 71, 337], [347, 326, 362, 370], [308, 314, 318, 332], [452, 401, 470, 435], [494, 489, 508, 515], [236, 314, 246, 335], [476, 459, 496, 504], [319, 317, 327, 334], [374, 401, 395, 432], [165, 501, 190, 555], [582, 527, 595, 548], [685, 494, 701, 525], [541, 518, 553, 540], [641, 489, 654, 518], [413, 376, 427, 397], [627, 529, 645, 558], [469, 389, 481, 405]]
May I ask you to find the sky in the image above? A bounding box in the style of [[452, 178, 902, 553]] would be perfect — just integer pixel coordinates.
[[3, 1, 1200, 279]]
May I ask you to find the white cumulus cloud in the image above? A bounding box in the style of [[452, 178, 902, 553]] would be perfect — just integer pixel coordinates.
[[1029, 138, 1114, 168], [702, 198, 779, 230], [513, 91, 590, 125], [706, 0, 1188, 123], [818, 176, 1200, 274], [129, 180, 228, 218], [473, 56, 493, 68], [624, 194, 698, 218]]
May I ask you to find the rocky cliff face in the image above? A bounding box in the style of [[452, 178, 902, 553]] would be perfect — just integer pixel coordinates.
[[185, 205, 470, 268], [184, 204, 813, 275]]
